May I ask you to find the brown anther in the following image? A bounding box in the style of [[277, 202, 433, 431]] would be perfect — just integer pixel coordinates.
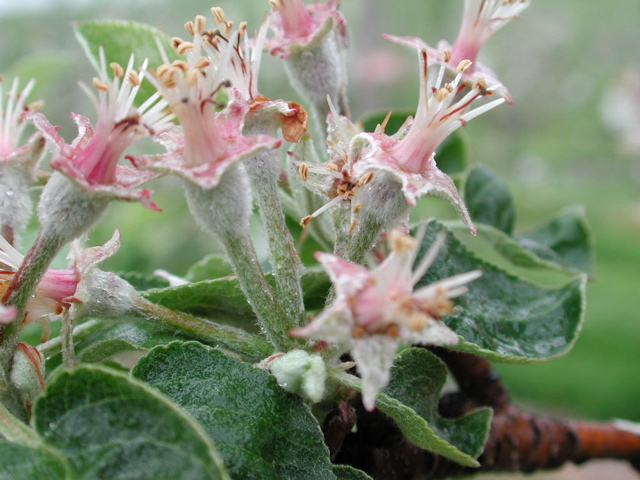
[[238, 21, 248, 36], [389, 230, 416, 254], [186, 69, 200, 87], [352, 326, 366, 338], [128, 70, 141, 87], [176, 42, 196, 55], [348, 218, 358, 234], [211, 7, 225, 24], [156, 64, 170, 78], [326, 163, 339, 172], [435, 87, 449, 102], [172, 60, 189, 72], [298, 163, 309, 181], [386, 324, 400, 338], [171, 36, 185, 49], [475, 76, 488, 91], [443, 48, 452, 63], [457, 59, 473, 73], [184, 21, 195, 36], [408, 314, 426, 332], [92, 78, 109, 91], [300, 215, 313, 227], [356, 171, 375, 187], [195, 15, 207, 35], [195, 57, 210, 70], [353, 202, 362, 214], [109, 62, 124, 78], [268, 0, 280, 10], [26, 100, 44, 112]]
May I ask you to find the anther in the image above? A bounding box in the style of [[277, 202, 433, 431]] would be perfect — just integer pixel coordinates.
[[128, 70, 141, 87], [300, 215, 313, 227], [211, 7, 225, 24], [92, 78, 109, 91], [195, 15, 207, 35], [356, 171, 375, 187], [443, 48, 452, 63], [326, 163, 339, 172], [171, 36, 185, 49], [194, 57, 210, 70], [177, 42, 196, 55], [353, 202, 362, 214], [348, 218, 358, 234], [172, 60, 189, 72], [109, 62, 124, 78], [457, 59, 473, 73], [184, 21, 195, 37], [298, 163, 309, 181]]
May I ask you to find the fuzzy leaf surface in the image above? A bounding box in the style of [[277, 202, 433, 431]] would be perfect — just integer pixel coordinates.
[[334, 351, 490, 468], [464, 165, 515, 235], [416, 220, 586, 363], [33, 365, 228, 480], [516, 206, 593, 275], [0, 443, 71, 480], [142, 269, 330, 327], [75, 320, 190, 364], [333, 465, 374, 479], [132, 341, 336, 480]]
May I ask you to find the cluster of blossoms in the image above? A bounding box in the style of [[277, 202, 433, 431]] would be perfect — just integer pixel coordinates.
[[0, 0, 529, 413]]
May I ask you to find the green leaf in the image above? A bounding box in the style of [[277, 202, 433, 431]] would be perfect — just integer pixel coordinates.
[[382, 348, 491, 462], [116, 271, 170, 291], [132, 341, 336, 480], [142, 269, 331, 327], [0, 442, 72, 480], [360, 111, 467, 174], [333, 465, 374, 480], [332, 350, 491, 468], [435, 131, 467, 175], [185, 254, 233, 282], [33, 365, 229, 480], [75, 320, 191, 364], [516, 206, 594, 275], [464, 165, 515, 235], [417, 220, 587, 363], [74, 20, 181, 105]]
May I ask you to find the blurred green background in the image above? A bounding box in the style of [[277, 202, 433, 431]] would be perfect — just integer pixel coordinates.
[[1, 0, 638, 440]]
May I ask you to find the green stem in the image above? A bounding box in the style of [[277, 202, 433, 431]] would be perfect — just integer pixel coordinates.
[[185, 168, 299, 352], [0, 229, 65, 371], [0, 399, 41, 447], [38, 320, 104, 359], [246, 150, 307, 328], [133, 298, 274, 361]]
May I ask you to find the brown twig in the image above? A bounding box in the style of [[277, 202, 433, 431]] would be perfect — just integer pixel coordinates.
[[329, 349, 640, 479]]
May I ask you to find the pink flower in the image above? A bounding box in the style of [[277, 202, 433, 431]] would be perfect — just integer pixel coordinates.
[[387, 0, 529, 103], [291, 229, 481, 410], [0, 77, 47, 244], [451, 0, 530, 68], [297, 48, 504, 234], [266, 0, 347, 59], [26, 51, 172, 210], [135, 16, 282, 188], [0, 231, 120, 340]]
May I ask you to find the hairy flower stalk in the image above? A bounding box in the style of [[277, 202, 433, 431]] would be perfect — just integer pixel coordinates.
[[201, 10, 309, 327], [0, 52, 171, 369], [137, 20, 300, 351], [292, 229, 481, 410], [0, 77, 46, 247], [267, 0, 349, 134]]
